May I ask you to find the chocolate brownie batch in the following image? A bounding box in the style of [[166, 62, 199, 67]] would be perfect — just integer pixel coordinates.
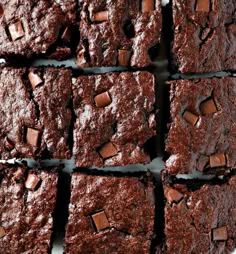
[[0, 0, 235, 253]]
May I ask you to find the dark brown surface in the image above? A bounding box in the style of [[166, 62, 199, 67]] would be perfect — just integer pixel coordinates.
[[0, 163, 58, 253], [163, 175, 236, 254], [172, 0, 236, 73], [72, 71, 156, 168], [76, 0, 162, 68], [165, 77, 236, 175], [0, 67, 72, 160], [64, 171, 155, 254]]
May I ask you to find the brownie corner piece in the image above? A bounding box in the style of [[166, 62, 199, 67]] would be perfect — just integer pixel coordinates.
[[163, 174, 236, 253], [172, 0, 236, 73], [77, 0, 162, 68], [64, 170, 156, 253], [165, 77, 236, 175], [0, 163, 58, 253], [72, 71, 156, 168]]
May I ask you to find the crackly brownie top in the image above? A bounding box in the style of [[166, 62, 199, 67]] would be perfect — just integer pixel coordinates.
[[65, 172, 155, 254], [0, 0, 67, 58], [77, 0, 162, 68], [172, 0, 236, 73], [0, 67, 72, 159], [165, 77, 236, 175], [163, 175, 236, 254], [0, 164, 58, 254], [72, 71, 156, 168]]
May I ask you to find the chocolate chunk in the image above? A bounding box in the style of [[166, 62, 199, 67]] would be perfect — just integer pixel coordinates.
[[25, 173, 40, 190], [0, 5, 4, 17], [28, 72, 43, 89], [94, 92, 112, 108], [98, 142, 118, 159], [142, 0, 154, 12], [8, 21, 25, 41], [92, 11, 109, 22], [228, 24, 236, 34], [182, 110, 199, 126], [165, 188, 183, 204], [209, 153, 226, 168], [26, 128, 41, 147], [212, 226, 228, 241], [61, 27, 72, 44], [200, 98, 218, 115], [12, 167, 25, 182], [196, 0, 210, 12], [118, 49, 131, 66], [0, 227, 5, 238], [91, 211, 110, 231], [4, 137, 14, 151]]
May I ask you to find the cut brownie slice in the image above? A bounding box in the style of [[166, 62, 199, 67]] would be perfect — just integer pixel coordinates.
[[165, 77, 236, 175], [77, 0, 162, 68], [0, 67, 72, 159], [0, 163, 58, 253], [172, 0, 236, 73], [64, 171, 155, 254], [163, 174, 236, 254], [72, 71, 156, 167]]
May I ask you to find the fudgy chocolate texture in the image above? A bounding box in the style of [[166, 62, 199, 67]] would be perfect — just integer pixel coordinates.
[[163, 175, 236, 254], [172, 0, 236, 73], [77, 0, 162, 68], [0, 67, 72, 159], [165, 77, 236, 175], [72, 71, 156, 167], [0, 163, 58, 253], [64, 171, 155, 254], [53, 0, 77, 23]]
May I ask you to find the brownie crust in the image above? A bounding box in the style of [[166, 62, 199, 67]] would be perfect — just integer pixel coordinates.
[[166, 77, 236, 175]]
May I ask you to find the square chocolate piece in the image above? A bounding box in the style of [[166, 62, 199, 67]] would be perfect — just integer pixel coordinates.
[[72, 71, 156, 167], [165, 77, 236, 175], [163, 174, 236, 253], [76, 0, 162, 68], [64, 171, 156, 253], [0, 163, 58, 253], [172, 0, 236, 73], [0, 67, 72, 159]]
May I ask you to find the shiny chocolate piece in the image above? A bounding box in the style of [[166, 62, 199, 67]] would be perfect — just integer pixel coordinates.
[[0, 5, 4, 17], [200, 98, 218, 115], [142, 0, 154, 12], [165, 188, 183, 203], [182, 110, 199, 126], [0, 227, 5, 238], [94, 92, 112, 108], [26, 128, 41, 147], [91, 211, 110, 231], [4, 137, 14, 151], [118, 49, 131, 66], [212, 226, 228, 241], [209, 153, 226, 168], [93, 11, 109, 22], [25, 173, 40, 190], [98, 142, 118, 159], [8, 21, 25, 41], [28, 72, 43, 89], [61, 27, 72, 44], [196, 0, 210, 12]]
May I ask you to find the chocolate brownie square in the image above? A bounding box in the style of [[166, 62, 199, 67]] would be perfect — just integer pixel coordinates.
[[165, 77, 236, 175], [172, 0, 236, 73], [64, 171, 155, 254], [77, 0, 162, 68], [72, 71, 156, 167], [163, 174, 236, 254], [0, 163, 58, 253], [0, 67, 72, 159]]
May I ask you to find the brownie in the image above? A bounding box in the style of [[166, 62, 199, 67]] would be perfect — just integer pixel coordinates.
[[76, 0, 162, 68], [64, 171, 155, 254], [0, 163, 58, 253], [72, 71, 156, 167], [165, 77, 236, 175], [0, 0, 77, 60], [172, 0, 236, 73], [163, 174, 236, 254], [0, 67, 72, 159]]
